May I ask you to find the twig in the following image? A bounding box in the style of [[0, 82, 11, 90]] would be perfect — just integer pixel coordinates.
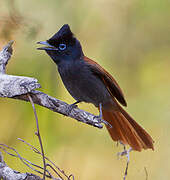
[[18, 138, 74, 180], [27, 94, 46, 180], [144, 167, 148, 180], [46, 164, 63, 180], [0, 40, 13, 74], [0, 144, 52, 178], [0, 151, 3, 163], [0, 146, 44, 179], [117, 142, 132, 180], [0, 142, 71, 179], [123, 160, 129, 180], [0, 41, 76, 179], [68, 174, 74, 180]]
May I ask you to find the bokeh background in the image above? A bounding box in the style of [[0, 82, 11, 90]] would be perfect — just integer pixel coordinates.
[[0, 0, 170, 179]]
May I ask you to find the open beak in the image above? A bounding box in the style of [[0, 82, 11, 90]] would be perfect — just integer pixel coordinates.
[[37, 41, 58, 50]]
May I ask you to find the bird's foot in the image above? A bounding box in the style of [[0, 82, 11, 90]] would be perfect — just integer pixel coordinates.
[[66, 104, 78, 115], [94, 115, 112, 128], [66, 101, 80, 115], [97, 103, 112, 127]]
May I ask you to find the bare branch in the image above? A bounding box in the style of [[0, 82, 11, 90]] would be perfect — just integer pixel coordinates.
[[0, 148, 42, 180], [0, 41, 77, 180], [0, 140, 74, 180], [0, 41, 103, 129], [27, 94, 46, 180], [18, 138, 74, 180], [117, 143, 132, 180], [0, 151, 4, 163], [0, 144, 51, 178], [144, 167, 148, 180], [0, 40, 13, 74]]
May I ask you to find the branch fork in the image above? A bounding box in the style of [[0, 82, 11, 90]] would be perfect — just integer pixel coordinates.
[[0, 41, 104, 180], [0, 41, 104, 129]]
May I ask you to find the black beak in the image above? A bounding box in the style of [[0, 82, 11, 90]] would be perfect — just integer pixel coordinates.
[[37, 41, 58, 50]]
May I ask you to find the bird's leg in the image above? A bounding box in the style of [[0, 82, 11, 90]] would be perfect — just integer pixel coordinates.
[[66, 100, 81, 115], [99, 103, 103, 119], [96, 103, 112, 127]]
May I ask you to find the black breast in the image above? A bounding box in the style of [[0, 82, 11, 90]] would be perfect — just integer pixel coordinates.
[[58, 60, 112, 107]]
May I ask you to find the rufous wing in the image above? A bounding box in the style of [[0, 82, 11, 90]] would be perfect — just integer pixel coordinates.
[[84, 56, 127, 106]]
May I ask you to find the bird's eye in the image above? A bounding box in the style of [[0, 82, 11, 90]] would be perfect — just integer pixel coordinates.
[[58, 43, 67, 51]]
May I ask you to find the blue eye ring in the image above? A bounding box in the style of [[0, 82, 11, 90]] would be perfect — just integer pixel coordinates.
[[58, 43, 66, 51]]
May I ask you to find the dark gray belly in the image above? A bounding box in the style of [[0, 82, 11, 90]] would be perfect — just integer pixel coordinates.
[[58, 61, 112, 107]]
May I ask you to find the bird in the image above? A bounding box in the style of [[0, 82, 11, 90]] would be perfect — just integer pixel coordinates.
[[37, 24, 154, 151]]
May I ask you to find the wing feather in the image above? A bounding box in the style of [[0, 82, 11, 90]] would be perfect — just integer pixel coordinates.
[[84, 56, 127, 106]]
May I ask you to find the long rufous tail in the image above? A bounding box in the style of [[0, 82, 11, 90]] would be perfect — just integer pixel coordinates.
[[102, 105, 154, 151]]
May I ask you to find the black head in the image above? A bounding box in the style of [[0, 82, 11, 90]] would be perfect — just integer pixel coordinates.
[[37, 24, 83, 64]]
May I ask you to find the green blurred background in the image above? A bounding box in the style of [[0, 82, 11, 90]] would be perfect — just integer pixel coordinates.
[[0, 0, 170, 179]]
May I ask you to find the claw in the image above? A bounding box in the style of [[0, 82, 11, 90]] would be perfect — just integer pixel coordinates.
[[66, 101, 81, 115], [66, 104, 77, 115], [97, 116, 112, 127]]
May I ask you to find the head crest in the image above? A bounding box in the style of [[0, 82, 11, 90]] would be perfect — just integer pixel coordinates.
[[48, 24, 75, 46]]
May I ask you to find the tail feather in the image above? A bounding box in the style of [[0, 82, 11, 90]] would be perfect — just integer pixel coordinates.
[[118, 105, 154, 150], [102, 107, 154, 151]]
